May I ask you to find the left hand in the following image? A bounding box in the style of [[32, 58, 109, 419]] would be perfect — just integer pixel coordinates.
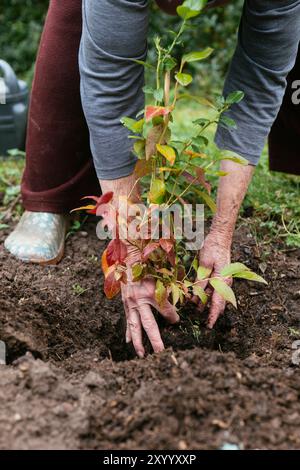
[[195, 230, 232, 328]]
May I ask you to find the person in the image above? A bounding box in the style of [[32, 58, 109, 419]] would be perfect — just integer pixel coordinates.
[[4, 0, 99, 264], [78, 0, 300, 356], [5, 0, 300, 355]]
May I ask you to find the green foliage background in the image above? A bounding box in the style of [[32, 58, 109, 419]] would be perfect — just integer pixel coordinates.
[[0, 0, 243, 87]]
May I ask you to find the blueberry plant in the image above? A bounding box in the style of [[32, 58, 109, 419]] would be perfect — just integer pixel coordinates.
[[75, 0, 266, 312]]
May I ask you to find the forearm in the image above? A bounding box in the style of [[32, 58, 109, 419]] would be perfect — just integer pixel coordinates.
[[210, 160, 254, 246]]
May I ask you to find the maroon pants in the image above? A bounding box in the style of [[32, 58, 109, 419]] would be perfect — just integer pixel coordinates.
[[21, 0, 99, 213], [21, 0, 300, 214]]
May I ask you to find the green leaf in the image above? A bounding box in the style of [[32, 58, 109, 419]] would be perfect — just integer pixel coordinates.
[[178, 93, 215, 108], [175, 72, 193, 87], [219, 115, 237, 129], [0, 223, 9, 230], [132, 263, 144, 281], [143, 85, 154, 95], [154, 88, 164, 102], [121, 117, 144, 133], [171, 283, 181, 306], [193, 285, 208, 305], [155, 279, 166, 305], [192, 135, 209, 147], [149, 179, 166, 204], [133, 139, 145, 159], [197, 266, 212, 280], [132, 59, 155, 70], [183, 47, 214, 63], [209, 278, 237, 308], [193, 118, 210, 127], [220, 151, 249, 166], [192, 257, 199, 272], [192, 188, 217, 213], [156, 144, 176, 165], [177, 0, 208, 19], [226, 91, 245, 105], [233, 270, 268, 285], [220, 263, 250, 277], [164, 56, 177, 71]]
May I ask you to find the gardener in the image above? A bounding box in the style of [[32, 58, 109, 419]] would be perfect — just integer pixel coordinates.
[[78, 0, 300, 357], [5, 0, 300, 356]]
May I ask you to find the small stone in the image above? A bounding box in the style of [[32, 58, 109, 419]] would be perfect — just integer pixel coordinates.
[[84, 371, 106, 389], [79, 231, 88, 238], [178, 440, 187, 450], [13, 413, 22, 422]]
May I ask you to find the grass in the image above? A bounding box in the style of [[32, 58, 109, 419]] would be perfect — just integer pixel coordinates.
[[171, 101, 300, 248], [1, 103, 299, 248]]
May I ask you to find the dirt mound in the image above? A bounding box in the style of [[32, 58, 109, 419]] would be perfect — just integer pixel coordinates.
[[0, 221, 299, 449]]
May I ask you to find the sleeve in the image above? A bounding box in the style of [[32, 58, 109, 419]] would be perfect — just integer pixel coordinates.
[[79, 0, 149, 180], [215, 0, 300, 165]]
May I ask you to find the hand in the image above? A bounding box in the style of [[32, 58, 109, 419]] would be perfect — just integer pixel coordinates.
[[122, 278, 179, 357], [196, 230, 232, 328]]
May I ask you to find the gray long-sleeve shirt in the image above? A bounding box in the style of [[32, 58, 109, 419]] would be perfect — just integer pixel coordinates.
[[79, 0, 300, 179]]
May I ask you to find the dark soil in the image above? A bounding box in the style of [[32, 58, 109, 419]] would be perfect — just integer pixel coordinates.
[[0, 220, 299, 450]]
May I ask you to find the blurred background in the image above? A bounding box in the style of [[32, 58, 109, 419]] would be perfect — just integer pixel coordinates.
[[0, 0, 299, 246]]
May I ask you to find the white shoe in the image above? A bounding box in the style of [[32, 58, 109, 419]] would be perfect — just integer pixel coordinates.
[[4, 211, 67, 264]]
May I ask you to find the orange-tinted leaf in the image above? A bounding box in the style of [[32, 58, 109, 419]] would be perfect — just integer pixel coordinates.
[[104, 269, 121, 299], [70, 204, 96, 214], [156, 144, 176, 165], [134, 159, 152, 178], [184, 149, 207, 159], [145, 106, 171, 122], [101, 249, 110, 277]]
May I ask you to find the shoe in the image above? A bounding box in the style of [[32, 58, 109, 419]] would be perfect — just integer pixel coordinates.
[[4, 211, 67, 264]]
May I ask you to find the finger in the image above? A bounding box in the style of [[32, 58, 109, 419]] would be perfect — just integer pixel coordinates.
[[128, 308, 145, 358], [139, 304, 165, 354], [122, 291, 132, 343], [155, 300, 180, 324], [207, 291, 226, 329], [126, 321, 132, 343]]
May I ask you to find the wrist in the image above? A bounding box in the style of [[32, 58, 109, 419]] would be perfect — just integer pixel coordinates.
[[208, 216, 234, 249]]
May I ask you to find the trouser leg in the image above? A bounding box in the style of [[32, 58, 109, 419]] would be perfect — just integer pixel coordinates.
[[21, 0, 99, 213]]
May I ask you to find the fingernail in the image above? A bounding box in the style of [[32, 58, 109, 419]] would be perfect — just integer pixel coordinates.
[[137, 351, 144, 358]]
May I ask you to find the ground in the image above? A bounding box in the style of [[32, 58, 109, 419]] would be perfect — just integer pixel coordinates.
[[0, 219, 300, 450]]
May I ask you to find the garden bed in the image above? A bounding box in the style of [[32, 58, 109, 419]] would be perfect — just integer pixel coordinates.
[[0, 220, 299, 450]]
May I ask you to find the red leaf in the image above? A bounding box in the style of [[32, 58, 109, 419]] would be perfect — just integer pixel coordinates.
[[142, 241, 160, 261], [106, 238, 128, 266], [99, 191, 114, 205], [167, 247, 176, 267], [145, 106, 171, 122], [104, 268, 121, 299], [159, 238, 174, 254], [82, 192, 114, 205], [195, 168, 211, 194]]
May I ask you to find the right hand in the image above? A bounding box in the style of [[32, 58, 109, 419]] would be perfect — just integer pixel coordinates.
[[121, 277, 179, 357]]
